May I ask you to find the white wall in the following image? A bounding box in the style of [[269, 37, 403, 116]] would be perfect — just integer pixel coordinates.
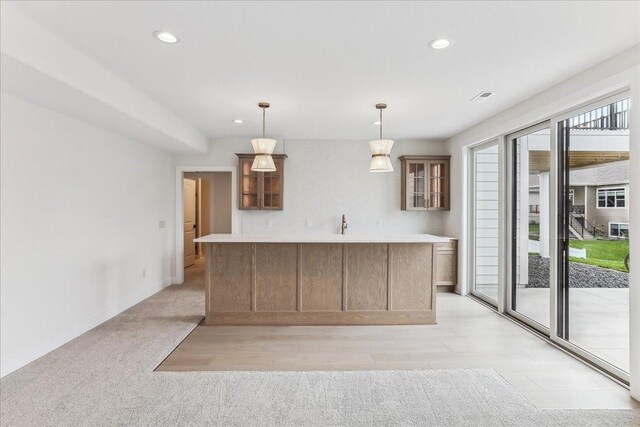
[[444, 46, 640, 400], [175, 139, 447, 235], [0, 94, 174, 377]]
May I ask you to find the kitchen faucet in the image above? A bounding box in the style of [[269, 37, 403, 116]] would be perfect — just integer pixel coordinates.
[[341, 214, 348, 235]]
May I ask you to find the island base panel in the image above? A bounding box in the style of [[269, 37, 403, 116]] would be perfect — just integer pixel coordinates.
[[204, 242, 441, 326]]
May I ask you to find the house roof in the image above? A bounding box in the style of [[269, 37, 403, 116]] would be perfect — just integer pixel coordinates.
[[569, 161, 629, 186]]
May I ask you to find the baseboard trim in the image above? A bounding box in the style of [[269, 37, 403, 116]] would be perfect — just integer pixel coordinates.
[[0, 277, 172, 378]]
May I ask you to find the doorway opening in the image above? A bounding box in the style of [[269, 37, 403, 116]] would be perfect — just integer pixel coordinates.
[[176, 168, 236, 285]]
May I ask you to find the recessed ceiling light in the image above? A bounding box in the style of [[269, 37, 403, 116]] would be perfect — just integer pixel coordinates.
[[373, 121, 381, 125], [153, 31, 178, 44], [429, 38, 451, 50], [233, 119, 244, 124]]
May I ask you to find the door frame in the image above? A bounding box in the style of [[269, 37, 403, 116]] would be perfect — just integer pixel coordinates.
[[550, 90, 631, 383], [504, 120, 552, 335], [174, 166, 239, 284], [464, 86, 634, 388]]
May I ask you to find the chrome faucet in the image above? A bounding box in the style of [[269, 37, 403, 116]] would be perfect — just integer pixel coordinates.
[[341, 214, 348, 235]]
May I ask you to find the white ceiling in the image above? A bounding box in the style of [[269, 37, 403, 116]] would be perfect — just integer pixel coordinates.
[[8, 1, 640, 142]]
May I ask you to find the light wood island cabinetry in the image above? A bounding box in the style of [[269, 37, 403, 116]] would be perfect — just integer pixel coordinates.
[[195, 234, 457, 326]]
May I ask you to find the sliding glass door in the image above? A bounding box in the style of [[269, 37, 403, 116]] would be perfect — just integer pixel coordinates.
[[507, 123, 551, 331], [500, 94, 631, 380], [557, 96, 630, 377], [470, 140, 500, 305]]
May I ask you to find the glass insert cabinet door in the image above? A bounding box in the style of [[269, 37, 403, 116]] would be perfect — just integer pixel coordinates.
[[236, 154, 286, 210], [399, 155, 450, 211], [428, 160, 448, 210], [408, 161, 426, 209]]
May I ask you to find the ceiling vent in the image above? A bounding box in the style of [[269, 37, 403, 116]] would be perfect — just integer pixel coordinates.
[[470, 91, 495, 102]]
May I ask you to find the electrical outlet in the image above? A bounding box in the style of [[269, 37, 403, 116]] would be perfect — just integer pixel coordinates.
[[142, 269, 147, 278], [158, 220, 165, 229], [377, 219, 382, 229], [266, 219, 273, 228], [305, 219, 311, 228]]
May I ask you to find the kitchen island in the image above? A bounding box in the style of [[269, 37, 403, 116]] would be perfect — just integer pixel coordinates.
[[193, 234, 457, 326]]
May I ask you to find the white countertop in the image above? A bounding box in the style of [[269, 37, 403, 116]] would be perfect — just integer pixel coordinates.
[[194, 233, 456, 244]]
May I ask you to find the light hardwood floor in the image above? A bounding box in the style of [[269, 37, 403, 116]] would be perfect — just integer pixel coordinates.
[[158, 259, 638, 409]]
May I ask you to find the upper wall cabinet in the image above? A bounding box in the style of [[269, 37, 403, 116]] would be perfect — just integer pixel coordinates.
[[236, 154, 287, 210], [399, 155, 451, 211]]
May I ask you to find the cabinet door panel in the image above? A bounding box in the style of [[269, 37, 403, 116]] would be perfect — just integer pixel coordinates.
[[427, 160, 449, 210], [210, 243, 253, 312], [389, 243, 433, 310], [300, 244, 343, 311], [407, 161, 426, 209], [400, 156, 450, 211], [240, 158, 260, 209], [237, 155, 285, 210]]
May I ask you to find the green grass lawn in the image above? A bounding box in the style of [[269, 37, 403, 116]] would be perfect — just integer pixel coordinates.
[[569, 239, 629, 272], [529, 223, 540, 241]]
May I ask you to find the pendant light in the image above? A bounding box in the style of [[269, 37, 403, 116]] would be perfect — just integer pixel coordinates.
[[369, 103, 394, 172], [251, 102, 277, 172]]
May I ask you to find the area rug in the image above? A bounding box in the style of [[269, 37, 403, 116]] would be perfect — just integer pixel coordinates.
[[2, 278, 639, 426]]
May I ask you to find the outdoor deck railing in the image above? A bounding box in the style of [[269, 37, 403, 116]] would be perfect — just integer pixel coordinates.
[[570, 204, 585, 215], [569, 213, 604, 239], [569, 99, 629, 130]]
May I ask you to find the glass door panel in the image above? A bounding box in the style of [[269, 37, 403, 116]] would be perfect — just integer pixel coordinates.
[[471, 142, 499, 303], [408, 162, 426, 209], [263, 170, 279, 208], [559, 97, 630, 373], [241, 159, 259, 208], [428, 161, 446, 209], [510, 126, 551, 329]]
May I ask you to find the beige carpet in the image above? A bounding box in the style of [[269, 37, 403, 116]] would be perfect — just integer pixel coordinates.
[[1, 261, 640, 426]]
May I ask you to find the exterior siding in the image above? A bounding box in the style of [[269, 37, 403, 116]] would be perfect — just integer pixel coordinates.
[[584, 184, 629, 234], [474, 145, 500, 286]]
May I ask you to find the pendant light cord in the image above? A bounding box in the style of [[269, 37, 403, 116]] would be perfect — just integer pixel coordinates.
[[379, 108, 383, 139], [262, 107, 266, 138]]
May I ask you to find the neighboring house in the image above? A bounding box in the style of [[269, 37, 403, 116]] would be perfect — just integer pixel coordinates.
[[528, 160, 629, 239], [569, 160, 629, 238]]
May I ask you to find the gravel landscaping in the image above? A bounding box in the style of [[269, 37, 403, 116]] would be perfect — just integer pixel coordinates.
[[526, 256, 629, 288]]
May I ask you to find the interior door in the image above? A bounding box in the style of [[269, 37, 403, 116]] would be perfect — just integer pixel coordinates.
[[183, 178, 197, 268]]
